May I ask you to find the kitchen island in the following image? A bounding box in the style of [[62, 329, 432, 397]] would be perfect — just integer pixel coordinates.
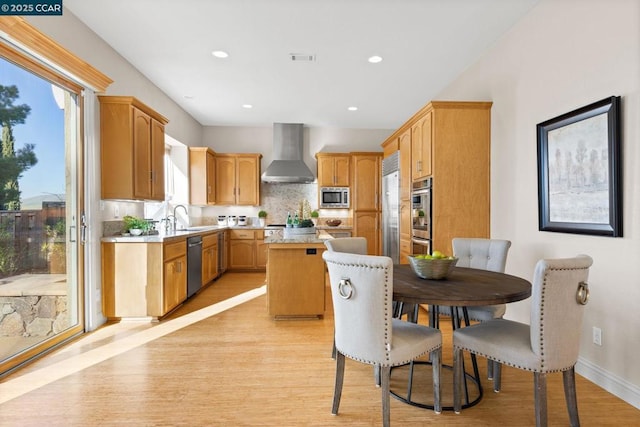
[[265, 231, 331, 319]]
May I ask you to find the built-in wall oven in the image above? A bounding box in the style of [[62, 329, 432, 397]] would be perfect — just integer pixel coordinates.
[[411, 178, 432, 255]]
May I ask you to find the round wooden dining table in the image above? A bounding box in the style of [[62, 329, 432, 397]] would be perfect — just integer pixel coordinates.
[[390, 264, 532, 411]]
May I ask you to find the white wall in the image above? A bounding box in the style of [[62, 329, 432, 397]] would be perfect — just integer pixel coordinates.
[[437, 0, 640, 406]]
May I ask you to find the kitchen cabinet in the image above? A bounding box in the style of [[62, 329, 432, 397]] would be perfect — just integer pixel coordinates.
[[201, 232, 219, 286], [215, 154, 262, 205], [99, 96, 168, 201], [354, 211, 381, 256], [266, 243, 326, 318], [228, 229, 265, 271], [189, 147, 216, 206], [256, 238, 268, 269], [399, 128, 412, 201], [101, 238, 187, 319], [380, 101, 492, 256], [352, 153, 382, 255], [162, 241, 187, 315], [411, 112, 432, 181], [316, 153, 350, 187], [399, 200, 412, 264]]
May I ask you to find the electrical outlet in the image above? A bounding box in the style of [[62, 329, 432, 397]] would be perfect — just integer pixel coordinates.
[[113, 205, 119, 218], [592, 326, 602, 346]]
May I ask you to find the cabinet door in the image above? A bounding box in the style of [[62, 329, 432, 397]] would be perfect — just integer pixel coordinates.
[[354, 211, 380, 255], [399, 128, 412, 201], [256, 239, 267, 269], [206, 151, 216, 203], [334, 156, 350, 186], [411, 112, 432, 181], [229, 240, 255, 269], [399, 200, 412, 264], [133, 107, 152, 199], [236, 156, 259, 205], [150, 118, 165, 200], [352, 154, 380, 211], [215, 156, 236, 205], [202, 242, 218, 285], [163, 255, 186, 314], [317, 155, 336, 187]]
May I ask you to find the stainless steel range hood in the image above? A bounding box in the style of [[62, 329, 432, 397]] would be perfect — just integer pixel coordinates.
[[261, 123, 315, 183]]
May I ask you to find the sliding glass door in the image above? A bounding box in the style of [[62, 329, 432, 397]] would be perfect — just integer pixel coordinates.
[[0, 54, 84, 375]]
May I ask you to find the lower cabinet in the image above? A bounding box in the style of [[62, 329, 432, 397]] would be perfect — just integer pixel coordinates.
[[101, 239, 187, 319], [266, 243, 326, 318], [354, 211, 381, 255], [201, 232, 219, 286], [228, 229, 265, 271]]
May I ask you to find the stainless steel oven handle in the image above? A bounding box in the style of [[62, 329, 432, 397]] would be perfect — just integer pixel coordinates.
[[411, 237, 430, 246]]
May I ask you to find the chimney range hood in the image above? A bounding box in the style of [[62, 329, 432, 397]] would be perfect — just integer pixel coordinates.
[[261, 123, 315, 183]]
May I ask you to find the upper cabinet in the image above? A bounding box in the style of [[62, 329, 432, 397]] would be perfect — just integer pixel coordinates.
[[189, 147, 216, 206], [215, 154, 262, 206], [99, 96, 168, 201], [411, 112, 432, 182], [352, 153, 381, 212], [316, 153, 350, 187]]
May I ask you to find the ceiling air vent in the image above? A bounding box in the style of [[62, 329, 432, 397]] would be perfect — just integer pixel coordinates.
[[289, 53, 316, 62]]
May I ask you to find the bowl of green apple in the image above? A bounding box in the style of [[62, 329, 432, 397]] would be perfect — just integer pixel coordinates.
[[408, 250, 458, 280]]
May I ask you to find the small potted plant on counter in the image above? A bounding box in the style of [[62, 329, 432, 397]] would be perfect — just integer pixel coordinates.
[[258, 210, 268, 227], [310, 210, 319, 226], [417, 210, 425, 226], [123, 215, 150, 236]]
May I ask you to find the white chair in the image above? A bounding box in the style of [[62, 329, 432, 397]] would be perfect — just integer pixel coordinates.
[[453, 255, 592, 426], [440, 237, 511, 382], [323, 251, 443, 425]]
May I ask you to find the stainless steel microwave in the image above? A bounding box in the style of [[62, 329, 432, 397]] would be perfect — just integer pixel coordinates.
[[320, 187, 350, 208]]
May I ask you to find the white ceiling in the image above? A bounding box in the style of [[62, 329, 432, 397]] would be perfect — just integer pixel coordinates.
[[65, 0, 538, 129]]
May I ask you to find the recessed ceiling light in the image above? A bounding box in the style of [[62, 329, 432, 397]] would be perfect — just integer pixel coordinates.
[[348, 106, 358, 111], [368, 55, 383, 64], [212, 50, 229, 58], [242, 104, 253, 109], [184, 95, 194, 100]]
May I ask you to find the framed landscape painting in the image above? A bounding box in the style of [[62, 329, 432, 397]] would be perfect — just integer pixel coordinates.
[[537, 96, 622, 236]]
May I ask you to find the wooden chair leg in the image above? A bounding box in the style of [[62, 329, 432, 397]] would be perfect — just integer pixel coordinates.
[[332, 352, 345, 415], [563, 367, 580, 427], [331, 335, 336, 359], [432, 347, 442, 414], [534, 372, 548, 427], [453, 346, 463, 414], [381, 365, 391, 427]]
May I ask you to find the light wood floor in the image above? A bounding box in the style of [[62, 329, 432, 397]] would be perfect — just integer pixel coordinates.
[[1, 272, 638, 426]]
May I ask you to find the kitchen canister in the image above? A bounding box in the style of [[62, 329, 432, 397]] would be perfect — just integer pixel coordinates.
[[227, 215, 237, 226], [217, 215, 226, 225], [237, 216, 248, 226]]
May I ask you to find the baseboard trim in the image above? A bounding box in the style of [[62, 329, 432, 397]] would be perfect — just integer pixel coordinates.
[[576, 356, 640, 409]]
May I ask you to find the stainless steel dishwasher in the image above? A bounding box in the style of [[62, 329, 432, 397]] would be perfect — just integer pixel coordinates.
[[187, 235, 203, 298]]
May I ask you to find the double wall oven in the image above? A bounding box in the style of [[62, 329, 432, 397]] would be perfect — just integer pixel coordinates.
[[411, 178, 432, 255]]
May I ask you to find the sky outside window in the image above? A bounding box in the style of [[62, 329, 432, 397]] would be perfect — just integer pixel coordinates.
[[0, 57, 65, 205]]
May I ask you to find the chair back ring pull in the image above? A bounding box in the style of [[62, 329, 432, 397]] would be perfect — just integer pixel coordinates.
[[338, 278, 353, 299], [576, 281, 589, 305]]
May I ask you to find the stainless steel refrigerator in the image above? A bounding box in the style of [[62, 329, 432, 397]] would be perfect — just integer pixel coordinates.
[[382, 152, 400, 264]]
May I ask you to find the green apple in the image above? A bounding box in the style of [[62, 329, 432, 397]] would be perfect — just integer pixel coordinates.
[[432, 250, 445, 259]]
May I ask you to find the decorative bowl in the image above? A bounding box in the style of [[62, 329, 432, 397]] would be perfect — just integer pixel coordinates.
[[325, 219, 342, 227], [129, 228, 143, 236], [408, 255, 458, 280]]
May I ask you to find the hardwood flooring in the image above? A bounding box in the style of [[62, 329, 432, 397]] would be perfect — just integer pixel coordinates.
[[0, 272, 638, 426]]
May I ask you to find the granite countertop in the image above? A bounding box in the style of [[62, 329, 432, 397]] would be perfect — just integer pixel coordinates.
[[315, 225, 353, 230], [265, 230, 333, 244], [101, 225, 263, 243]]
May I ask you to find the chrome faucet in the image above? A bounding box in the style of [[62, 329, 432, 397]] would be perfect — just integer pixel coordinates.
[[172, 204, 189, 230]]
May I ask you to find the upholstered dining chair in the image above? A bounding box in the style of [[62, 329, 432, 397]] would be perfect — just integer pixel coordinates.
[[323, 251, 443, 426], [440, 237, 511, 382], [453, 255, 593, 427]]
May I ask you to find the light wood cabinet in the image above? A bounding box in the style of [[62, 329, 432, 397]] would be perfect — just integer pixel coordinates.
[[101, 238, 187, 319], [399, 200, 412, 264], [228, 229, 265, 270], [201, 232, 219, 286], [215, 154, 262, 205], [99, 96, 168, 201], [380, 101, 492, 256], [163, 241, 187, 315], [411, 112, 432, 182], [267, 243, 326, 318], [316, 153, 350, 187], [399, 128, 412, 201], [189, 147, 216, 206], [352, 153, 382, 255]]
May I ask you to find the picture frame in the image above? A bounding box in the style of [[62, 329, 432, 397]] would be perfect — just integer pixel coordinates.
[[537, 96, 622, 236]]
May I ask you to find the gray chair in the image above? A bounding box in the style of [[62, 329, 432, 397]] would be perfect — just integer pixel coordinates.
[[323, 251, 443, 426], [453, 255, 592, 427], [439, 237, 511, 381]]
